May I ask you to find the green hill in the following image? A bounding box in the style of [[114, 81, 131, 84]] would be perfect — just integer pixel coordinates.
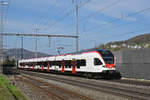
[[97, 33, 150, 51]]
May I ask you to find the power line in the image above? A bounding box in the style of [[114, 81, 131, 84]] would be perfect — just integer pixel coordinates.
[[36, 4, 74, 30], [31, 0, 70, 30], [100, 16, 148, 35], [65, 0, 120, 33], [41, 0, 92, 33], [101, 26, 150, 39], [2, 32, 78, 57], [80, 12, 149, 38], [30, 0, 73, 33], [79, 0, 120, 23], [114, 27, 150, 37], [78, 0, 91, 8], [1, 33, 78, 38], [41, 9, 75, 33], [84, 6, 150, 33]]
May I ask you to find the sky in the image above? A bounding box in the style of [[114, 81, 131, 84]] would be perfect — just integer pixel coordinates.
[[2, 0, 150, 55]]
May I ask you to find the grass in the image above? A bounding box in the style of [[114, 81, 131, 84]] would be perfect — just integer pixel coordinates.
[[0, 74, 27, 100]]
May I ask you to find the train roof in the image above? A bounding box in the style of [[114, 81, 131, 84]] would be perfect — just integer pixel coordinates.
[[69, 48, 109, 55], [19, 49, 110, 61]]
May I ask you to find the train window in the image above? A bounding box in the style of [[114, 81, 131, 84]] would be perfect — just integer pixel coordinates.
[[49, 62, 52, 67], [65, 60, 72, 68], [69, 63, 72, 68], [37, 62, 42, 66], [43, 62, 47, 67], [65, 65, 68, 68], [94, 58, 102, 65], [20, 63, 25, 66], [25, 63, 27, 66], [50, 61, 61, 67], [51, 61, 54, 66], [56, 61, 61, 67], [53, 61, 56, 66], [98, 50, 113, 57], [80, 59, 86, 66], [29, 63, 33, 66], [76, 60, 80, 68], [76, 59, 86, 68], [51, 61, 55, 66], [77, 66, 80, 68]]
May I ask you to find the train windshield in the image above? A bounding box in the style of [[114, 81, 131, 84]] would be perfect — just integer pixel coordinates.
[[98, 50, 114, 64]]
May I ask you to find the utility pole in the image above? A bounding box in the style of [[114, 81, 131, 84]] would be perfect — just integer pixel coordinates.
[[75, 0, 79, 52], [0, 0, 8, 74], [21, 36, 23, 59], [35, 28, 39, 58]]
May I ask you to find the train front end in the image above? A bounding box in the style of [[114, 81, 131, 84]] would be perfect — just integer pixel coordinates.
[[97, 49, 121, 79]]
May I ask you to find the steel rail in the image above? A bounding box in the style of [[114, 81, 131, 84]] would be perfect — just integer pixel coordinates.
[[15, 76, 65, 100], [15, 70, 150, 100], [15, 73, 94, 100], [21, 74, 94, 100]]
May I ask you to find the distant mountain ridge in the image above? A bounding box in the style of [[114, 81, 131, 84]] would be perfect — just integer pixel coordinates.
[[98, 33, 150, 51], [112, 33, 150, 45], [3, 48, 50, 60], [126, 33, 150, 44]]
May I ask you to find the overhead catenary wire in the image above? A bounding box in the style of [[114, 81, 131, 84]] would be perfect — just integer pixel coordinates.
[[31, 0, 73, 32], [82, 12, 149, 38], [107, 17, 147, 33], [41, 0, 92, 33], [100, 26, 150, 39], [78, 0, 91, 8], [84, 6, 150, 33], [114, 27, 150, 37], [79, 0, 120, 23], [37, 5, 74, 29], [31, 6, 53, 30], [66, 0, 120, 32]]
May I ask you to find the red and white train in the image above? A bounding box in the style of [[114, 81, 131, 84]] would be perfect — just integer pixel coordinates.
[[18, 49, 121, 79]]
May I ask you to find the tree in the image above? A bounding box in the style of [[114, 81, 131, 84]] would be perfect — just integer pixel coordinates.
[[3, 56, 16, 67]]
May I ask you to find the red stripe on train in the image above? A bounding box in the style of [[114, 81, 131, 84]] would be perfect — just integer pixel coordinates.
[[105, 64, 114, 68], [62, 60, 65, 72], [47, 62, 50, 72], [72, 60, 76, 74]]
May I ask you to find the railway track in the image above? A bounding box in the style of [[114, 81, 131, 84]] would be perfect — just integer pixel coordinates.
[[14, 70, 150, 100], [15, 74, 94, 100], [107, 78, 150, 87]]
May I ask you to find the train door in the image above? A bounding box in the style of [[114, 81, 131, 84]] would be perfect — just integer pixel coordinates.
[[72, 59, 76, 74], [47, 61, 50, 72], [61, 60, 65, 72]]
